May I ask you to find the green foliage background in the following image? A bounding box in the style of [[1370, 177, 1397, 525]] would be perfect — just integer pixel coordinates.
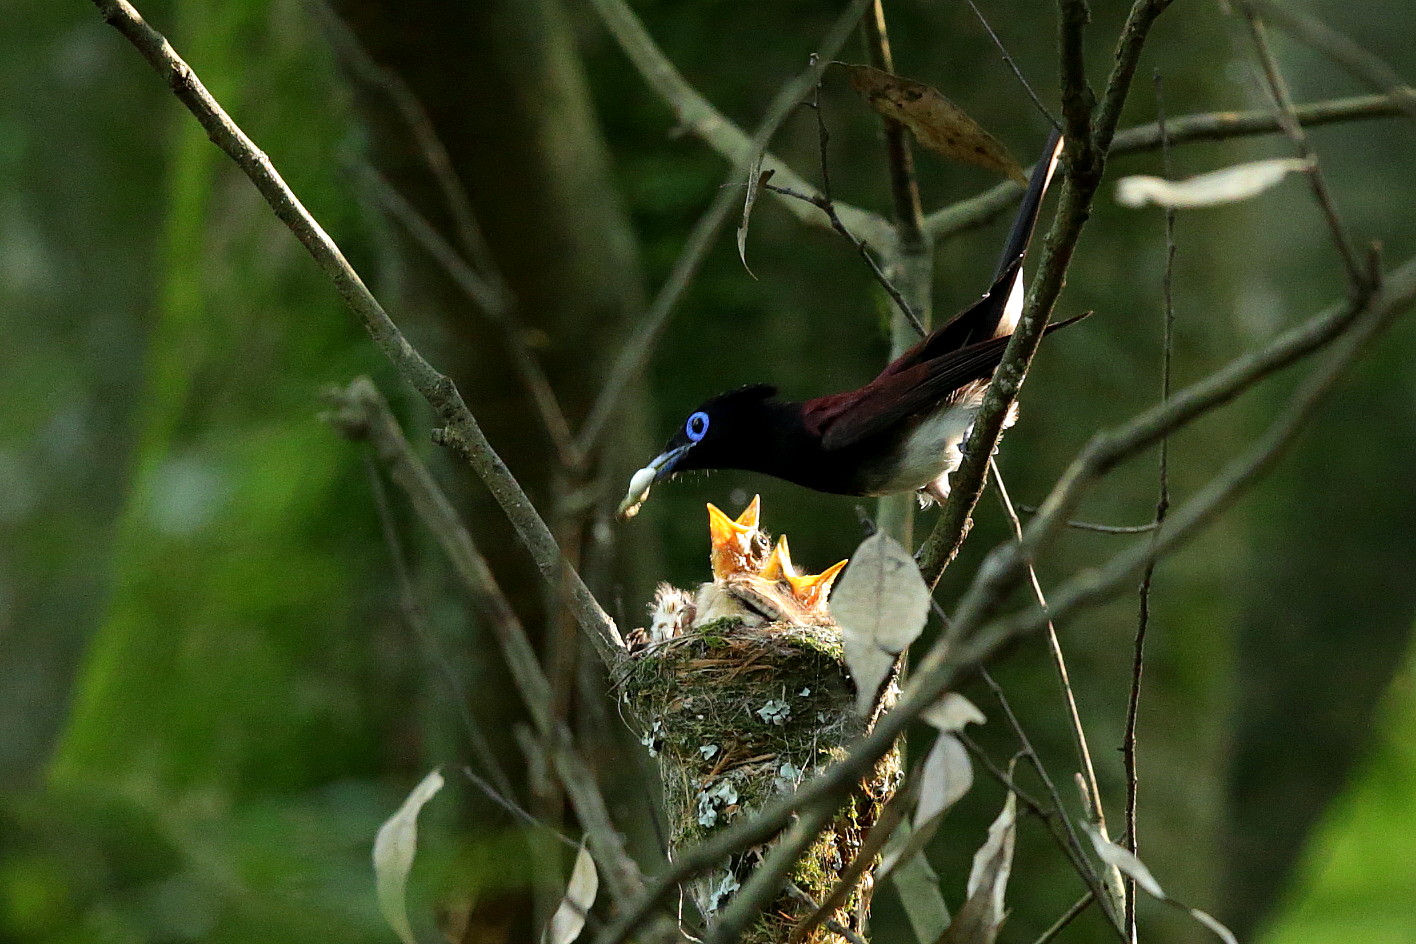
[[1, 1, 1413, 942]]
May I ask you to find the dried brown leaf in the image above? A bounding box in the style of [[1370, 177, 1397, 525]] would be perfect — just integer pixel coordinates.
[[844, 64, 1027, 184]]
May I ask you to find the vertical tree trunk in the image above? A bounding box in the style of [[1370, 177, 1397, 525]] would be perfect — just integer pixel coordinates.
[[327, 0, 658, 934]]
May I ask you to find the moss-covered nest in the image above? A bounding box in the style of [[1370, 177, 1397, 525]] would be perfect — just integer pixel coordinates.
[[619, 616, 902, 944]]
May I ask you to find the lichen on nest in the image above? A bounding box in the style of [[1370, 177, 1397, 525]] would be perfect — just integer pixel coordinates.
[[617, 498, 902, 943]]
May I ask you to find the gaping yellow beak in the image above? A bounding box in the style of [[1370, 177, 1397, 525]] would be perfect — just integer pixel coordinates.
[[706, 496, 763, 579], [760, 535, 796, 582], [784, 559, 848, 612]]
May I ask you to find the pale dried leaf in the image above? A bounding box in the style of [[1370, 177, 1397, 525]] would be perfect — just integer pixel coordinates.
[[736, 155, 773, 278], [546, 843, 599, 944], [922, 693, 985, 733], [831, 531, 932, 714], [916, 733, 973, 828], [967, 791, 1016, 924], [938, 792, 1017, 944], [845, 64, 1026, 184], [1115, 158, 1310, 209], [1086, 827, 1165, 900], [373, 768, 445, 944], [883, 823, 951, 944]]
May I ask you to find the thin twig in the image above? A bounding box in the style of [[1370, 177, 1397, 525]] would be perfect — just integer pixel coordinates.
[[964, 0, 1061, 130], [461, 766, 581, 853], [1014, 504, 1159, 534], [363, 455, 516, 799], [1241, 0, 1416, 125], [575, 0, 874, 455], [762, 180, 924, 336], [361, 169, 580, 468], [586, 0, 889, 244], [991, 458, 1120, 909], [958, 736, 1045, 813], [978, 669, 1122, 932], [1238, 5, 1369, 294], [326, 379, 644, 902], [1124, 69, 1177, 943], [1032, 892, 1096, 944], [312, 0, 506, 289], [804, 68, 925, 337], [88, 0, 624, 664]]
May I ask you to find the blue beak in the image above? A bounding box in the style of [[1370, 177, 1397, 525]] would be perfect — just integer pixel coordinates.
[[650, 444, 693, 480]]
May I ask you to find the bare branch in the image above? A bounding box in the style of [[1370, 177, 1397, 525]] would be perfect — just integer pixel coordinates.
[[1124, 69, 1177, 941], [587, 0, 890, 246], [1057, 0, 1095, 147], [964, 0, 1061, 130], [362, 455, 516, 799], [1094, 0, 1175, 151], [1112, 92, 1407, 152], [1237, 6, 1369, 293], [361, 169, 580, 468], [925, 93, 1409, 243], [88, 0, 625, 664], [326, 379, 644, 902], [1242, 0, 1416, 125], [575, 0, 875, 456], [992, 460, 1123, 913]]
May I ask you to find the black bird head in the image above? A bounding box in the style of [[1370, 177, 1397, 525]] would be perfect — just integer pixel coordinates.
[[618, 385, 778, 518], [649, 384, 778, 479]]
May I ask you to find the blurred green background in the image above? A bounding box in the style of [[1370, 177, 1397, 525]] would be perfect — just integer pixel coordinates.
[[2, 1, 1414, 942]]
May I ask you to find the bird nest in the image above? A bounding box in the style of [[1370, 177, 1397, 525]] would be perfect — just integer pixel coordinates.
[[618, 498, 902, 944]]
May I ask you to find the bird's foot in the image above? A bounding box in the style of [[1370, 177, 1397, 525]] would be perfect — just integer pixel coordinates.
[[918, 478, 951, 508]]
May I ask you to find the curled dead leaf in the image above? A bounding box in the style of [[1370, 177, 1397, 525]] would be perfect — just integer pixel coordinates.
[[844, 64, 1027, 184]]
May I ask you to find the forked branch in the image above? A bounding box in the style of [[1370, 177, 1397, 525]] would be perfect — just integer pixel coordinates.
[[88, 0, 624, 665]]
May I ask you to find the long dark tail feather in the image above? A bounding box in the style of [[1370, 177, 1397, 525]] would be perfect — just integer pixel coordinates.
[[994, 128, 1065, 279]]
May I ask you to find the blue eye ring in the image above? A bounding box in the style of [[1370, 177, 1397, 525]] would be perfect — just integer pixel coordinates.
[[685, 411, 710, 442]]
